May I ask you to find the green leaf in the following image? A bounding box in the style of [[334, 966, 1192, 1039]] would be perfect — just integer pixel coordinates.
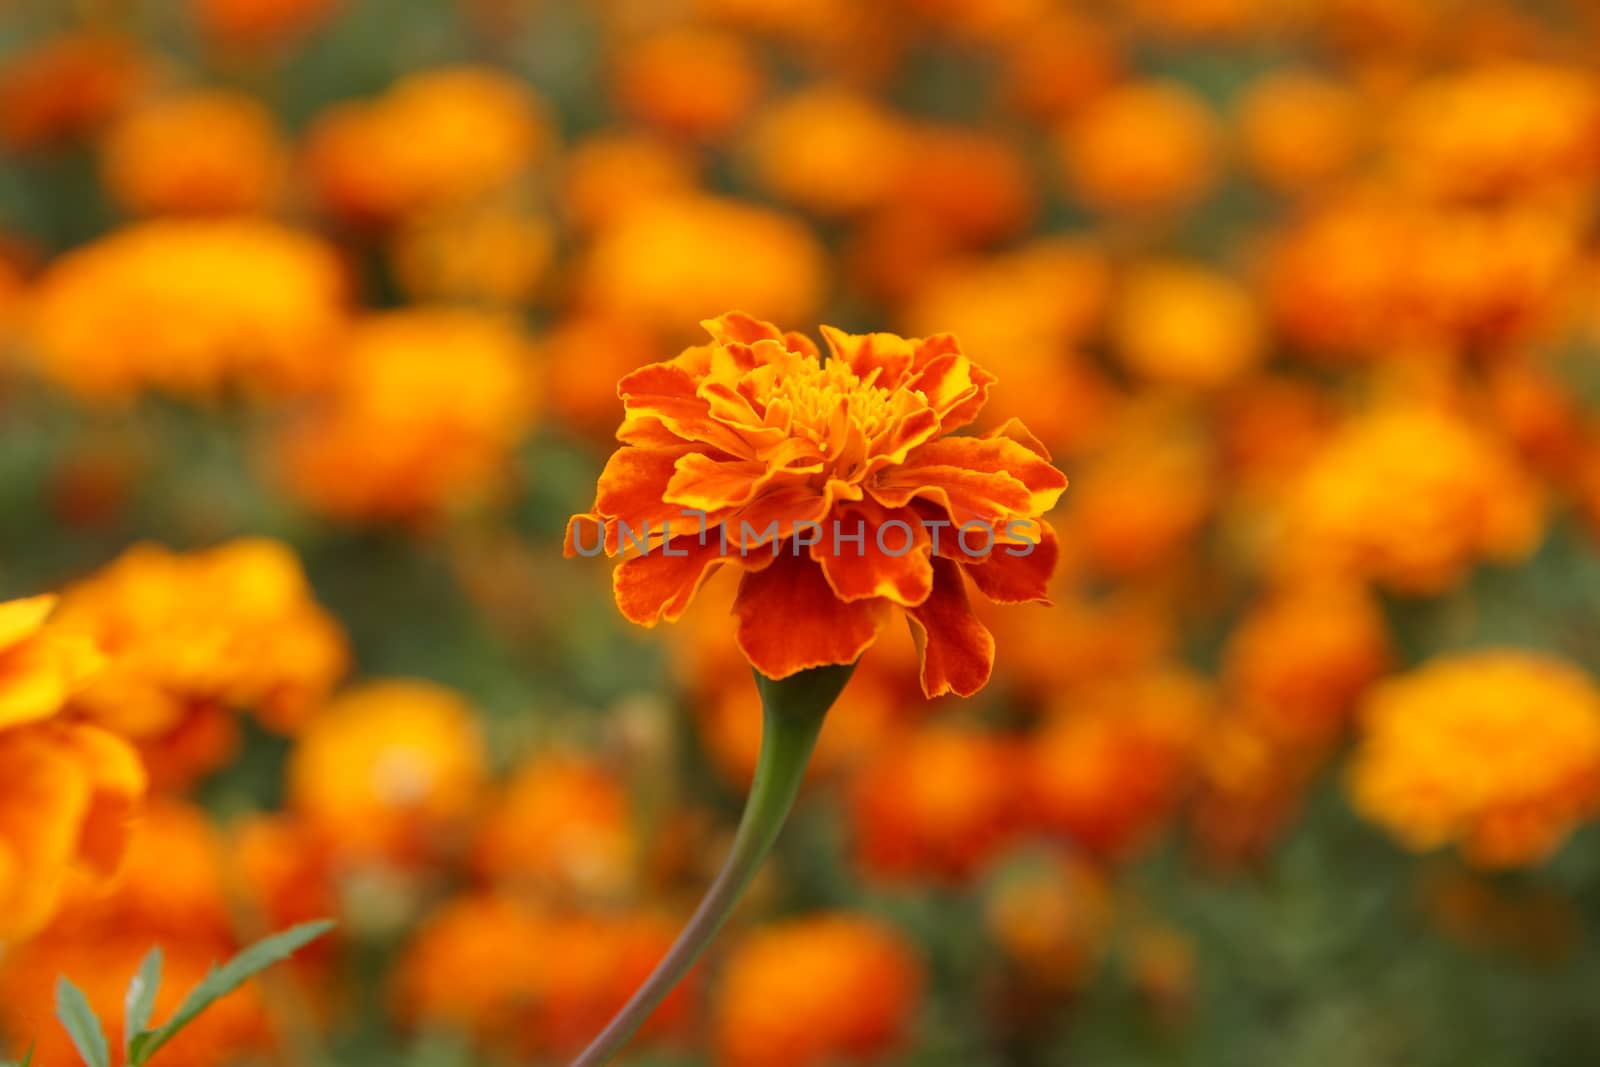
[[123, 948, 163, 1057], [54, 977, 110, 1067], [127, 920, 333, 1065]]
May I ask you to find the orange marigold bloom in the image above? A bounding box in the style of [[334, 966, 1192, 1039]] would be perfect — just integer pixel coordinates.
[[52, 539, 349, 789], [561, 132, 701, 234], [848, 724, 1023, 883], [0, 801, 272, 1067], [713, 914, 922, 1067], [1276, 405, 1543, 594], [307, 67, 550, 227], [566, 313, 1069, 697], [1223, 580, 1390, 743], [1348, 651, 1600, 868], [473, 752, 636, 900], [1237, 70, 1363, 192], [1058, 80, 1221, 215], [398, 894, 696, 1059], [192, 0, 340, 48], [613, 27, 765, 141], [100, 90, 288, 216], [0, 595, 144, 943], [1026, 669, 1212, 859], [579, 198, 826, 335], [391, 203, 554, 306], [287, 680, 487, 866], [27, 218, 347, 401], [0, 32, 145, 150], [984, 851, 1112, 998], [273, 308, 538, 522], [1110, 260, 1265, 390], [746, 86, 913, 217]]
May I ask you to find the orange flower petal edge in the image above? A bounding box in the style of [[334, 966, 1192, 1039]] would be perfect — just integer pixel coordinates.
[[567, 312, 1068, 697]]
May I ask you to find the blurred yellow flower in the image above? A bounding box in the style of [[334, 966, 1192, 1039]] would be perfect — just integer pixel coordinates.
[[28, 218, 348, 401], [1349, 651, 1600, 867], [1110, 260, 1265, 390]]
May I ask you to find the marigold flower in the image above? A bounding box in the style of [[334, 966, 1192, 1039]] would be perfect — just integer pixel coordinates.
[[1348, 651, 1600, 867], [848, 724, 1023, 883], [0, 32, 145, 150], [307, 67, 550, 227], [52, 539, 349, 788], [100, 90, 288, 216], [542, 314, 668, 442], [273, 308, 538, 522], [566, 312, 1069, 697], [398, 894, 697, 1058], [1026, 669, 1212, 859], [192, 0, 340, 48], [745, 86, 913, 216], [1058, 80, 1221, 214], [27, 218, 348, 401], [0, 801, 271, 1066], [579, 199, 825, 335], [984, 851, 1111, 998], [613, 27, 765, 141], [561, 133, 701, 234], [712, 914, 922, 1067], [0, 595, 144, 944], [1110, 260, 1265, 390], [1237, 70, 1363, 192], [391, 203, 553, 306], [1276, 405, 1542, 594], [473, 753, 636, 900], [287, 680, 487, 866]]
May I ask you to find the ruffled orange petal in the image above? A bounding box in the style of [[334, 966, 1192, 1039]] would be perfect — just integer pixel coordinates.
[[810, 501, 934, 606], [869, 466, 1034, 530], [734, 552, 891, 679], [963, 522, 1059, 604], [60, 722, 146, 879], [898, 435, 1069, 514], [614, 536, 726, 626], [907, 558, 995, 698], [905, 343, 996, 433]]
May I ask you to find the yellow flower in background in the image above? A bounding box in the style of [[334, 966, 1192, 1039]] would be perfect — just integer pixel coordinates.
[[100, 90, 288, 216], [307, 66, 550, 227], [27, 218, 348, 401], [1348, 651, 1600, 867], [52, 539, 348, 789], [0, 595, 144, 944], [1277, 405, 1543, 594], [273, 308, 538, 522], [287, 680, 487, 866]]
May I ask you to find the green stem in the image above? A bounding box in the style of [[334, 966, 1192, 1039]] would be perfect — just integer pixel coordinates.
[[568, 663, 855, 1067]]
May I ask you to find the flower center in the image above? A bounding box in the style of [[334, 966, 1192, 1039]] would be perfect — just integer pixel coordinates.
[[766, 356, 895, 446]]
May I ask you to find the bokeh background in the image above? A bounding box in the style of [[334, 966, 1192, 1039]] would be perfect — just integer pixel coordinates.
[[5, 0, 1600, 1064]]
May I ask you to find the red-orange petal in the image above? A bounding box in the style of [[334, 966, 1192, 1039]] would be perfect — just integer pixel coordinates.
[[734, 551, 891, 679], [614, 536, 725, 626], [963, 522, 1059, 604], [907, 558, 995, 697], [810, 501, 934, 606]]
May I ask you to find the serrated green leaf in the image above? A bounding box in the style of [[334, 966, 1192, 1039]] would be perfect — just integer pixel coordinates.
[[123, 948, 162, 1058], [127, 920, 332, 1065], [54, 977, 109, 1067]]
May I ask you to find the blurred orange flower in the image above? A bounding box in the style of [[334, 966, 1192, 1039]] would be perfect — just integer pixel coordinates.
[[1059, 80, 1220, 214], [101, 90, 288, 216], [1110, 260, 1265, 390], [307, 67, 549, 227], [713, 914, 922, 1067], [613, 27, 765, 141], [567, 312, 1068, 696], [0, 595, 144, 943], [1348, 651, 1600, 867], [273, 308, 538, 522], [0, 32, 145, 150], [287, 680, 487, 867], [192, 0, 341, 49], [53, 539, 349, 789], [28, 219, 348, 401]]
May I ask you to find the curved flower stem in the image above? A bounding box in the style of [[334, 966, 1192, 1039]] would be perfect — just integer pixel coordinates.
[[569, 663, 856, 1067]]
